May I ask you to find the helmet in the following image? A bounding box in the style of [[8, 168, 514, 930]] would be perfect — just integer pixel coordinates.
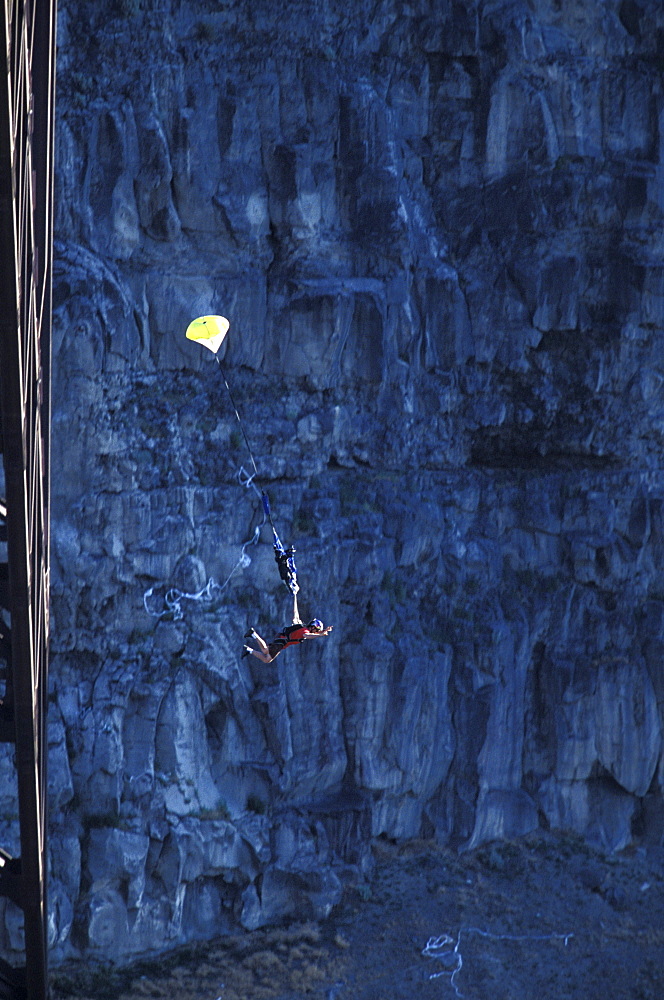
[[309, 619, 324, 630]]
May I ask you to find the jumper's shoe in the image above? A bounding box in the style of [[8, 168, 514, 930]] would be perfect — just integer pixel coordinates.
[[241, 646, 251, 659], [244, 627, 256, 638]]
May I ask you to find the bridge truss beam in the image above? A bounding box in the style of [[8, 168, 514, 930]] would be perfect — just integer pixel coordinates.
[[0, 1, 56, 998]]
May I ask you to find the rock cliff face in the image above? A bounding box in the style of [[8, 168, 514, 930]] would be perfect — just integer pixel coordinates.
[[3, 0, 663, 967]]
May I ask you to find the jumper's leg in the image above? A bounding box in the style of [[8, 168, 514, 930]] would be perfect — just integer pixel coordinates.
[[247, 647, 273, 664], [251, 632, 270, 655]]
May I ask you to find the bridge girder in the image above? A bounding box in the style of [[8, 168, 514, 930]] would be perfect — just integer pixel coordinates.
[[0, 1, 56, 998]]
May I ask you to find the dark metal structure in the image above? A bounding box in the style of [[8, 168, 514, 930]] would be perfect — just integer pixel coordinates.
[[0, 1, 56, 998]]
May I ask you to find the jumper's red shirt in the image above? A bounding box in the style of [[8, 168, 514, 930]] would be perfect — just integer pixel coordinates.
[[267, 623, 314, 658]]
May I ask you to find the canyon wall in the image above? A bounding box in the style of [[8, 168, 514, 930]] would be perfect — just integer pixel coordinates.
[[3, 0, 664, 966]]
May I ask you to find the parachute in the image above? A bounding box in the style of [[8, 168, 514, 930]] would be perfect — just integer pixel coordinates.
[[185, 314, 230, 354]]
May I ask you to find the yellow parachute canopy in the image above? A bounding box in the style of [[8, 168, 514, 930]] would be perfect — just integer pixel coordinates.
[[185, 314, 230, 354]]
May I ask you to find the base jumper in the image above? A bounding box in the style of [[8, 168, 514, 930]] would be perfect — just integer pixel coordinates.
[[242, 594, 333, 663]]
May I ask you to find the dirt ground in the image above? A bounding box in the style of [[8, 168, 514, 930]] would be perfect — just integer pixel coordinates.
[[51, 830, 664, 1000]]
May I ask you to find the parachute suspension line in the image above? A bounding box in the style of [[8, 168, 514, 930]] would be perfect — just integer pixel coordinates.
[[142, 460, 271, 620], [238, 464, 262, 497], [215, 356, 261, 488], [142, 521, 263, 621], [213, 356, 300, 598]]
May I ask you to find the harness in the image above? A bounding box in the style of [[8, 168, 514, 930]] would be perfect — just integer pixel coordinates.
[[267, 623, 310, 658], [262, 493, 299, 596], [278, 623, 309, 647]]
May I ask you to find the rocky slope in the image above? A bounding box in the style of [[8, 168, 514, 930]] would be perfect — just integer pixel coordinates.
[[50, 831, 664, 1000], [2, 0, 664, 968]]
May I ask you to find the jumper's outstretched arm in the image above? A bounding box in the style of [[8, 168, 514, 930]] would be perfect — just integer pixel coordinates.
[[304, 625, 334, 638]]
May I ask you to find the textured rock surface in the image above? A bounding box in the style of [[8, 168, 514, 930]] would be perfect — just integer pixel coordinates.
[[6, 0, 664, 967], [50, 834, 664, 1000]]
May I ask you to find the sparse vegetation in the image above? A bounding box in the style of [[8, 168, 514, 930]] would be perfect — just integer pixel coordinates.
[[292, 509, 318, 536], [196, 801, 231, 822], [380, 571, 408, 606], [83, 812, 126, 832], [194, 20, 216, 42], [246, 794, 267, 815], [115, 0, 142, 15]]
